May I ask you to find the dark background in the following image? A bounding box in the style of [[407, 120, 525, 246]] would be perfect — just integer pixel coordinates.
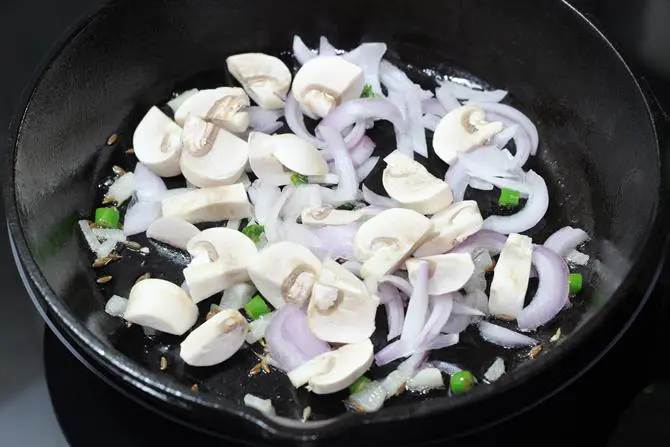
[[0, 1, 669, 446]]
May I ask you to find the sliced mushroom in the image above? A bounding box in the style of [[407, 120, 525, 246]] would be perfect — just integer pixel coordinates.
[[414, 201, 484, 257], [292, 56, 365, 118], [247, 241, 322, 309], [146, 217, 200, 250], [183, 228, 258, 303], [180, 309, 248, 367], [167, 88, 199, 113], [354, 208, 433, 279], [489, 233, 532, 320], [180, 116, 249, 187], [272, 134, 329, 176], [432, 105, 504, 164], [226, 53, 292, 110], [406, 253, 475, 295], [174, 87, 251, 133], [382, 151, 453, 215], [287, 339, 374, 394], [161, 183, 252, 224], [248, 131, 290, 185], [307, 259, 379, 344], [132, 106, 183, 177], [123, 278, 198, 335], [301, 206, 363, 226]]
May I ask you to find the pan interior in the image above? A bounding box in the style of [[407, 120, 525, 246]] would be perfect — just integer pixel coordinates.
[[9, 0, 659, 427]]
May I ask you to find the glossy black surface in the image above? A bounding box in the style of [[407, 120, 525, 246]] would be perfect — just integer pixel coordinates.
[[3, 0, 667, 444]]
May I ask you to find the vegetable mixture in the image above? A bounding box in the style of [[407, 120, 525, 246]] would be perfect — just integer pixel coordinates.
[[82, 35, 591, 418]]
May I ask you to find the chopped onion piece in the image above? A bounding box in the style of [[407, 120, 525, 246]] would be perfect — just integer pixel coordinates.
[[344, 42, 387, 95], [421, 114, 441, 132], [356, 156, 379, 181], [543, 226, 590, 257], [435, 84, 461, 112], [400, 261, 430, 346], [444, 162, 469, 202], [319, 126, 358, 205], [405, 87, 428, 157], [345, 380, 387, 413], [472, 102, 539, 155], [107, 173, 136, 205], [123, 200, 162, 237], [92, 228, 127, 244], [566, 250, 590, 266], [244, 394, 276, 416], [431, 360, 463, 375], [468, 177, 494, 191], [105, 295, 128, 317], [425, 333, 459, 350], [319, 36, 338, 56], [380, 283, 405, 341], [350, 136, 376, 167], [248, 107, 284, 134], [361, 185, 399, 208], [264, 185, 293, 242], [220, 283, 256, 309], [478, 321, 538, 347], [292, 35, 316, 65], [421, 98, 446, 117], [134, 163, 168, 203], [406, 367, 445, 393], [379, 274, 413, 297], [79, 220, 102, 253], [484, 357, 505, 382], [441, 313, 473, 334], [246, 313, 275, 345]]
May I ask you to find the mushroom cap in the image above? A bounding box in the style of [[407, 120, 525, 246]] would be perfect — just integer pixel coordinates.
[[382, 151, 453, 215], [146, 217, 201, 251], [248, 131, 291, 185], [271, 134, 329, 176], [354, 208, 432, 278], [161, 183, 252, 224], [288, 339, 374, 395], [307, 259, 379, 344], [432, 105, 504, 164], [489, 233, 533, 319], [174, 87, 250, 133], [406, 253, 475, 295], [414, 200, 484, 257], [123, 278, 198, 335], [132, 106, 183, 177], [180, 309, 248, 367], [183, 228, 258, 303], [247, 241, 322, 309], [291, 56, 365, 118], [180, 123, 249, 188], [226, 53, 292, 110]]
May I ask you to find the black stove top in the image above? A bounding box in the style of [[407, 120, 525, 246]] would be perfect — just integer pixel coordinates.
[[1, 1, 669, 446]]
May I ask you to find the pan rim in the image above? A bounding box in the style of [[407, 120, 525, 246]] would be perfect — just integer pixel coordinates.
[[2, 0, 666, 442]]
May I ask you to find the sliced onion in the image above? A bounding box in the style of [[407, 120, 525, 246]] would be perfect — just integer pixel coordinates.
[[264, 303, 330, 372], [92, 228, 127, 245], [379, 274, 413, 297], [344, 42, 387, 95], [459, 145, 519, 179], [493, 124, 519, 150], [319, 98, 407, 137], [431, 360, 463, 375], [566, 249, 590, 266], [452, 300, 485, 316], [248, 106, 284, 134], [341, 260, 363, 276], [400, 261, 430, 346], [134, 163, 167, 203], [264, 185, 293, 242], [449, 230, 507, 256], [444, 162, 470, 202], [462, 289, 490, 315], [405, 87, 428, 157], [362, 185, 399, 208], [78, 220, 102, 254], [435, 84, 461, 112], [356, 156, 379, 181], [292, 35, 316, 64], [123, 200, 162, 236], [345, 380, 387, 413], [380, 59, 416, 92], [247, 179, 283, 225], [380, 284, 405, 341], [282, 184, 320, 221], [421, 114, 441, 132], [468, 177, 494, 191], [483, 170, 549, 235], [105, 295, 128, 317], [438, 79, 485, 99], [425, 333, 459, 350], [478, 321, 538, 347], [484, 357, 506, 382], [417, 293, 455, 347], [472, 102, 539, 155], [517, 246, 570, 331], [468, 89, 508, 103], [319, 36, 338, 56], [246, 313, 275, 345], [319, 126, 358, 205], [283, 221, 323, 251], [244, 394, 276, 416], [543, 226, 590, 257], [284, 94, 323, 148], [421, 98, 446, 117], [350, 136, 376, 167], [441, 313, 473, 334], [313, 223, 359, 259]]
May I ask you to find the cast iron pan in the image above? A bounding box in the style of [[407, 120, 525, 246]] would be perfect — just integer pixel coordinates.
[[3, 0, 667, 444]]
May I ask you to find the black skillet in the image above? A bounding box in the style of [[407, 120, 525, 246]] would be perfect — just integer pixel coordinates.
[[4, 0, 669, 445]]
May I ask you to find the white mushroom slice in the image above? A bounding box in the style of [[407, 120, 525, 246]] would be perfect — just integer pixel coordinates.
[[183, 228, 258, 303], [354, 208, 432, 279], [123, 279, 198, 335], [133, 106, 183, 177], [291, 56, 365, 118], [167, 88, 199, 113], [488, 233, 533, 319], [180, 118, 249, 187], [406, 367, 445, 393], [406, 253, 475, 295], [307, 259, 379, 344], [247, 241, 322, 309], [161, 183, 252, 224], [271, 134, 329, 176], [226, 53, 292, 110], [382, 151, 453, 215], [146, 217, 200, 250], [414, 201, 484, 257], [106, 172, 136, 205], [174, 87, 250, 133], [248, 131, 291, 185], [180, 309, 248, 367], [287, 339, 374, 395], [432, 105, 504, 164], [301, 207, 363, 226]]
